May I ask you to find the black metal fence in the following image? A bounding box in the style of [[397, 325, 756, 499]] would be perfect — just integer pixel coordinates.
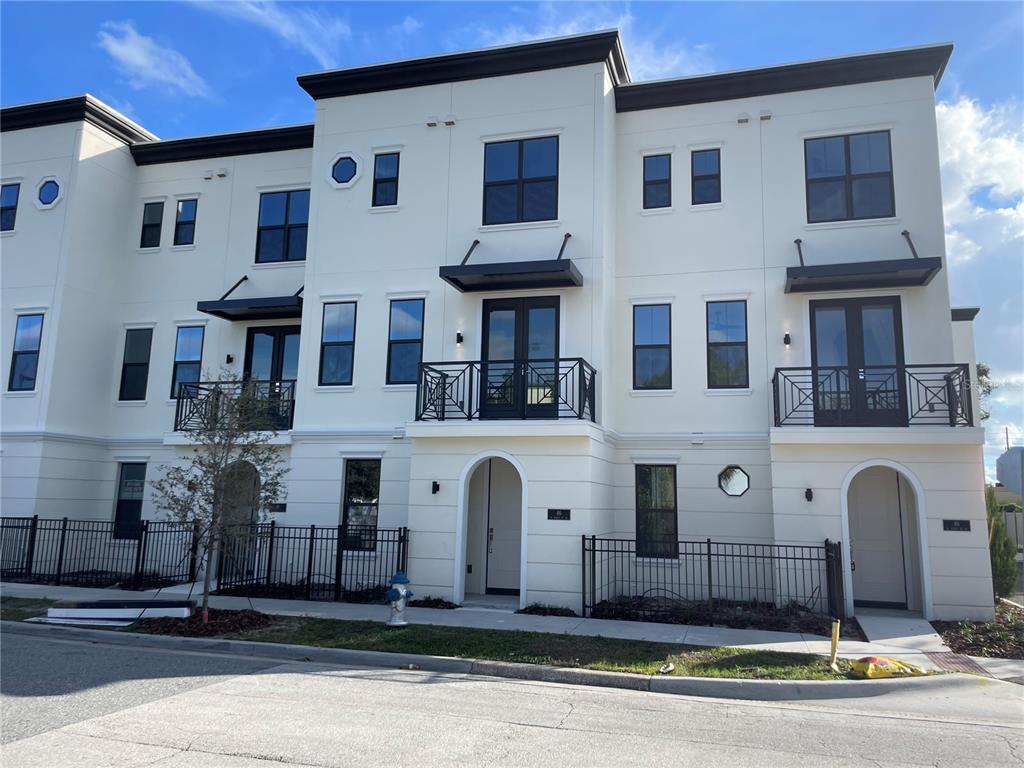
[[0, 517, 199, 589], [582, 536, 845, 625], [416, 358, 597, 422], [216, 522, 408, 603], [175, 379, 296, 431], [772, 364, 973, 427]]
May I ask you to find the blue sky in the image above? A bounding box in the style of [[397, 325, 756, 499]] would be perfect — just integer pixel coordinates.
[[3, 1, 1022, 475]]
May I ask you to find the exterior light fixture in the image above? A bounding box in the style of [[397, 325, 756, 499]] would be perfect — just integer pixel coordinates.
[[783, 332, 791, 347], [225, 354, 234, 364], [456, 331, 464, 345], [432, 481, 440, 495], [805, 488, 813, 502]]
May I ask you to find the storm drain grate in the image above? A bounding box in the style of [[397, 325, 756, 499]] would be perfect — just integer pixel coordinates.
[[924, 652, 989, 675]]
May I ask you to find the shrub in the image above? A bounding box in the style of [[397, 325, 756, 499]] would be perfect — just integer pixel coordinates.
[[986, 487, 1018, 598]]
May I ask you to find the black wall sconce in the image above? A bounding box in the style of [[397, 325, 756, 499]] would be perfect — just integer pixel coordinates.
[[804, 488, 813, 502], [431, 481, 440, 495], [225, 354, 234, 364], [455, 331, 464, 345], [783, 332, 791, 348]]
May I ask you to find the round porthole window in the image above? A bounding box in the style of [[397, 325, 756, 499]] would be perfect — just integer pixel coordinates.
[[331, 157, 357, 184], [38, 180, 60, 205], [718, 465, 750, 497]]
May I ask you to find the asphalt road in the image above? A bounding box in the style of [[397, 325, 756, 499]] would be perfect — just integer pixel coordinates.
[[2, 629, 1022, 767]]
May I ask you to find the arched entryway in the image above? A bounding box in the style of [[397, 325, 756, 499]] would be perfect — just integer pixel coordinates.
[[219, 460, 261, 526], [454, 452, 527, 608], [214, 460, 262, 586], [841, 461, 931, 618]]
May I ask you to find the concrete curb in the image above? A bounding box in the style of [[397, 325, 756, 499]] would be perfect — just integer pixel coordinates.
[[0, 620, 1003, 702]]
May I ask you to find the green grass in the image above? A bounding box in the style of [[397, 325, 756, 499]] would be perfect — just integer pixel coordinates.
[[0, 596, 56, 622], [226, 616, 851, 680]]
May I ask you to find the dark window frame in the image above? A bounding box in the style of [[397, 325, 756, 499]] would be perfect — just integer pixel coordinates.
[[139, 201, 163, 248], [372, 152, 400, 207], [1, 183, 20, 231], [170, 325, 204, 398], [113, 462, 146, 541], [632, 303, 672, 390], [706, 300, 749, 389], [7, 313, 43, 392], [385, 298, 424, 385], [341, 458, 381, 551], [482, 135, 559, 225], [173, 198, 198, 246], [319, 301, 357, 386], [804, 130, 895, 223], [255, 189, 309, 263], [691, 148, 722, 205], [118, 327, 153, 402], [635, 464, 678, 559], [642, 153, 672, 209]]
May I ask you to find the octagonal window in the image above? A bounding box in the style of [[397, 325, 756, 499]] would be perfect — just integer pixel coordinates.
[[718, 465, 749, 497], [38, 180, 60, 206], [332, 157, 357, 184]]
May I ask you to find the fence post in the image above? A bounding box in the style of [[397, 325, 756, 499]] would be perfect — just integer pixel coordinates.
[[265, 519, 277, 587], [333, 525, 344, 601], [399, 527, 409, 571], [24, 515, 39, 579], [132, 521, 150, 590], [588, 535, 596, 615], [706, 538, 714, 621], [304, 525, 316, 600], [188, 521, 201, 583], [54, 517, 69, 586]]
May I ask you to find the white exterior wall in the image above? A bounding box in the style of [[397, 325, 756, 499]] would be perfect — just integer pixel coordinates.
[[0, 49, 992, 618]]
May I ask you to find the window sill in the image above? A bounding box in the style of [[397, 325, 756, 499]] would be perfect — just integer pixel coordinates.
[[478, 219, 561, 233], [368, 205, 400, 214], [114, 400, 149, 407], [705, 388, 753, 396], [804, 217, 900, 231], [1, 231, 15, 238], [252, 260, 306, 269], [690, 202, 724, 212], [382, 384, 416, 391], [3, 390, 37, 398], [630, 389, 675, 397], [314, 385, 356, 392], [639, 207, 673, 216], [136, 247, 162, 254], [170, 244, 196, 252]]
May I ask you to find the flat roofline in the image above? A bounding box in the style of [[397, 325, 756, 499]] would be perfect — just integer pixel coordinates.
[[131, 124, 314, 165], [298, 29, 629, 99], [0, 94, 158, 143], [951, 307, 981, 322], [615, 43, 953, 112]]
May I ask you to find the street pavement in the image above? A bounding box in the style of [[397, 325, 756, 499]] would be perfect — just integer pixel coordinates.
[[2, 630, 1022, 767]]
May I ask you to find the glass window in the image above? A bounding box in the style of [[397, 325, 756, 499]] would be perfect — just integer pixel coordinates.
[[342, 458, 381, 550], [139, 202, 163, 248], [319, 302, 356, 386], [38, 180, 59, 206], [805, 131, 894, 222], [256, 190, 309, 262], [113, 463, 146, 540], [332, 157, 357, 184], [386, 299, 424, 384], [372, 153, 399, 207], [633, 304, 671, 390], [718, 465, 750, 497], [643, 154, 671, 209], [636, 464, 677, 558], [171, 326, 204, 397], [173, 199, 197, 246], [8, 313, 43, 392], [1, 183, 20, 231], [483, 136, 558, 224], [707, 300, 748, 388], [119, 328, 153, 401], [691, 149, 721, 205]]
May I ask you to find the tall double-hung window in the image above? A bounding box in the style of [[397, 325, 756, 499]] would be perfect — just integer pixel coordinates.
[[483, 136, 558, 225]]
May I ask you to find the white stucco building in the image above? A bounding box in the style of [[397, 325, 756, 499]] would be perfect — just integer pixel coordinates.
[[0, 31, 993, 620]]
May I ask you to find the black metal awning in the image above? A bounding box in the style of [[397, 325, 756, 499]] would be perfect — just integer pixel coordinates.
[[440, 259, 583, 292], [784, 257, 942, 294], [197, 295, 303, 321]]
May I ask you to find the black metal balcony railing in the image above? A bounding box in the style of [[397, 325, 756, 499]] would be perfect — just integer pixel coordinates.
[[416, 358, 596, 422], [174, 380, 296, 432], [772, 364, 973, 427]]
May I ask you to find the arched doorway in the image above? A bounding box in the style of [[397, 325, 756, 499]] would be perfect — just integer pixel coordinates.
[[219, 460, 260, 527], [215, 461, 261, 586], [842, 462, 929, 616], [454, 452, 527, 607]]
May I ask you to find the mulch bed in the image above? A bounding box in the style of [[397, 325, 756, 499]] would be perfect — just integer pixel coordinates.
[[517, 604, 578, 617], [932, 602, 1024, 659], [408, 597, 458, 609], [135, 608, 274, 637]]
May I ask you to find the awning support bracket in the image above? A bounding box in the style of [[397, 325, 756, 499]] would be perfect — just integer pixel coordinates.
[[794, 238, 805, 267], [219, 275, 249, 301], [901, 230, 919, 259], [557, 232, 572, 260], [461, 240, 481, 266]]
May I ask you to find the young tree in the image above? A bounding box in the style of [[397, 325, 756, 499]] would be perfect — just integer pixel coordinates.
[[985, 485, 1018, 599], [152, 372, 288, 622], [976, 362, 996, 422]]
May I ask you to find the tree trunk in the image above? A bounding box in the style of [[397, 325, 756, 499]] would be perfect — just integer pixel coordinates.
[[201, 524, 216, 623]]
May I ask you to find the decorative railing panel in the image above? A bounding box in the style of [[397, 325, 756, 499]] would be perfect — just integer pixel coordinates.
[[175, 379, 296, 432]]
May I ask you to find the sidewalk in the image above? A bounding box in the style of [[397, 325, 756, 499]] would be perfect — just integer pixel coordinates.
[[4, 581, 1021, 681]]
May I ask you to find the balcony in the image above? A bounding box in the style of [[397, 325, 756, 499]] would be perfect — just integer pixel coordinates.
[[772, 364, 973, 428], [174, 380, 296, 432], [416, 358, 596, 422]]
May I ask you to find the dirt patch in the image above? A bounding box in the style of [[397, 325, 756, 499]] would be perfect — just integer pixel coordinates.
[[407, 597, 458, 609], [932, 602, 1023, 659], [135, 608, 275, 637], [517, 604, 578, 617]]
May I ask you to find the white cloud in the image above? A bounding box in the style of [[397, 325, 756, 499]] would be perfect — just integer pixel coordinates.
[[193, 1, 350, 70], [468, 2, 712, 81], [391, 16, 422, 37], [97, 21, 211, 98]]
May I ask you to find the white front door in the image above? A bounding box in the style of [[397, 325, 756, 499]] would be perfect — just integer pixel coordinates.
[[849, 466, 908, 607], [485, 459, 522, 594]]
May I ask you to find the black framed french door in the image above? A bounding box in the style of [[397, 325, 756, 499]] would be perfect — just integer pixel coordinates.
[[480, 297, 559, 419], [810, 297, 906, 426], [244, 326, 300, 382]]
